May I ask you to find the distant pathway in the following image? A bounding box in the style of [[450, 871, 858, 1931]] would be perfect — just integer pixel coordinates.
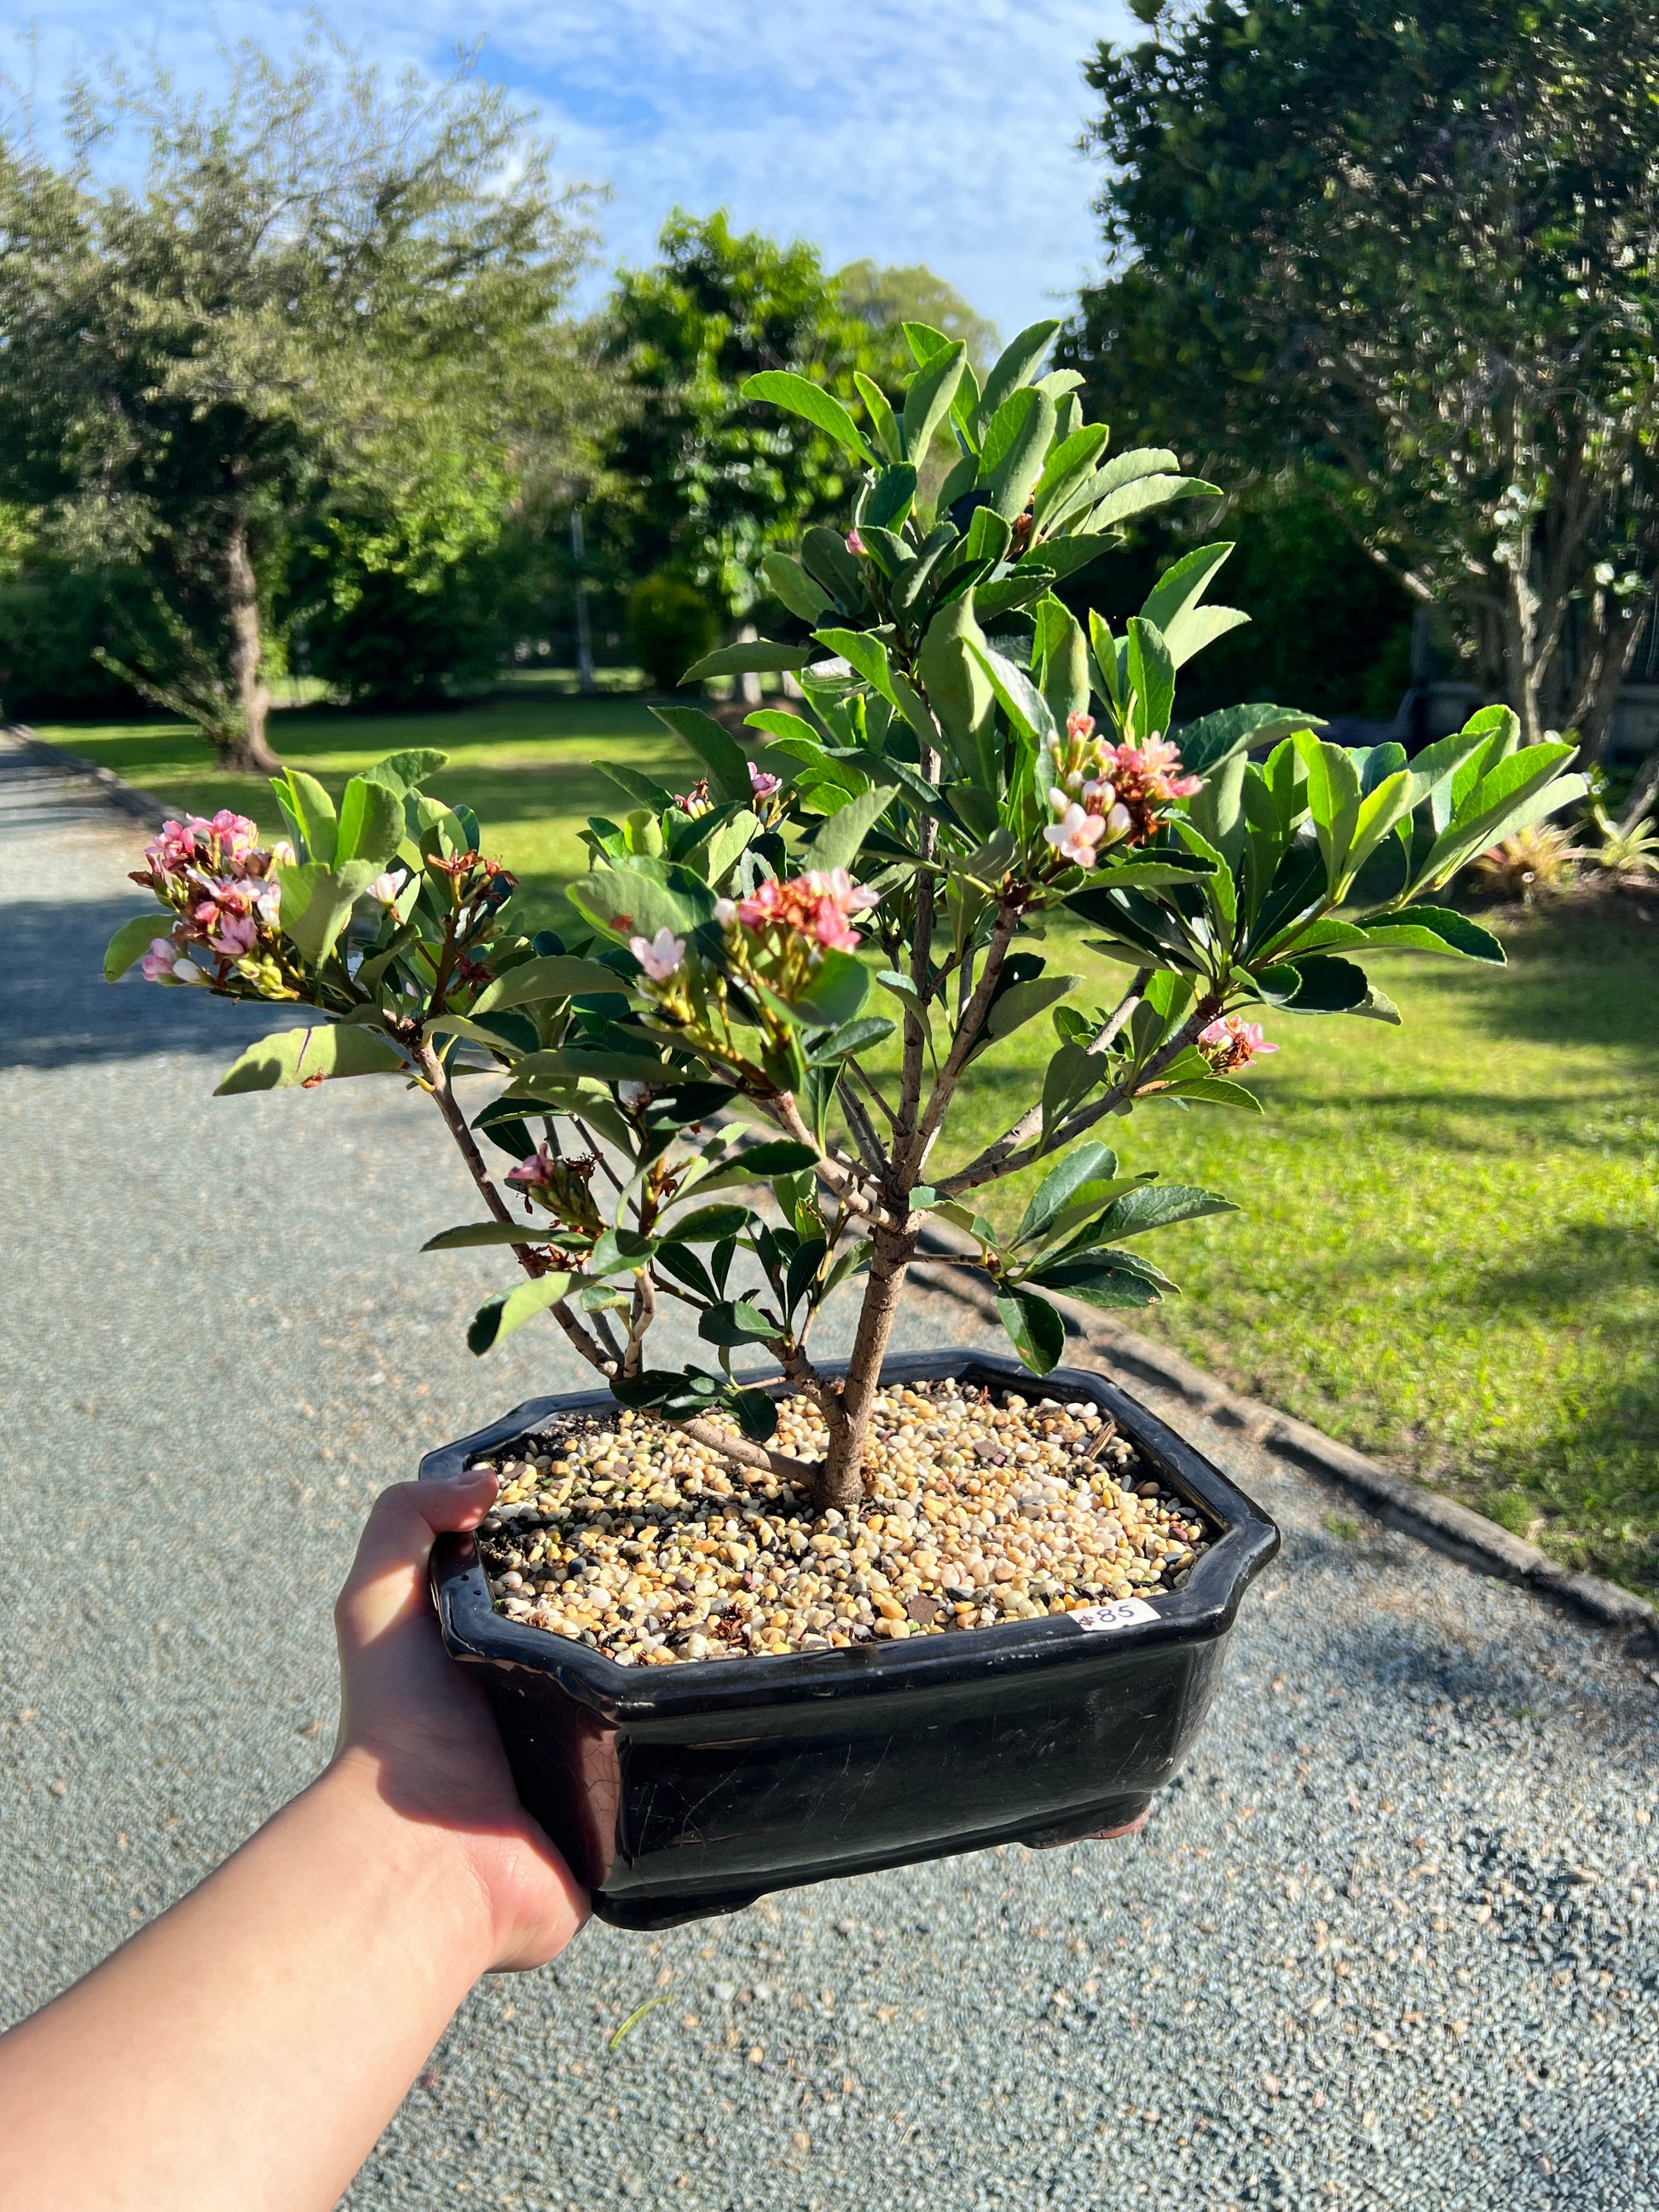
[[2, 748, 1656, 2211]]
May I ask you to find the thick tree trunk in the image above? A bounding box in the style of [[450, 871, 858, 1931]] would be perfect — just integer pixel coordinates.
[[1567, 593, 1650, 766], [223, 518, 280, 775]]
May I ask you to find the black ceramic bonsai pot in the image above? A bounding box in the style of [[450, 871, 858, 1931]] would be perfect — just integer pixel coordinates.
[[425, 1349, 1278, 1930]]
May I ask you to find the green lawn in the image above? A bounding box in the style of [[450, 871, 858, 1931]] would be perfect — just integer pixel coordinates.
[[40, 704, 1659, 1594], [38, 693, 677, 905]]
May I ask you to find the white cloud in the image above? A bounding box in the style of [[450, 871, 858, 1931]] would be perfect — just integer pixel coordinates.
[[13, 0, 1135, 332]]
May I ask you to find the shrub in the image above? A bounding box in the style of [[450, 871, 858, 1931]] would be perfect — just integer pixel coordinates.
[[627, 572, 718, 694]]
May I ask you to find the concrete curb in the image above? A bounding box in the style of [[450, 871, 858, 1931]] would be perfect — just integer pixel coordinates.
[[911, 1224, 1659, 1654], [2, 723, 169, 829]]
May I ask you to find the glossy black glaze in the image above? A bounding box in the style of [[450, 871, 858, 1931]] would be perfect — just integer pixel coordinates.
[[425, 1350, 1278, 1929]]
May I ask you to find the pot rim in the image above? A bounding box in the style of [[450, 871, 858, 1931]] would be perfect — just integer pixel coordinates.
[[425, 1349, 1279, 1722]]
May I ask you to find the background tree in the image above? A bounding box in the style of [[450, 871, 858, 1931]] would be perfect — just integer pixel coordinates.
[[1069, 0, 1659, 757], [0, 34, 607, 767], [835, 258, 1000, 382], [594, 211, 872, 646]]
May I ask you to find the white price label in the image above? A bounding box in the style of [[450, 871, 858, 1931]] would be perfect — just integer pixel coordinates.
[[1069, 1597, 1160, 1634]]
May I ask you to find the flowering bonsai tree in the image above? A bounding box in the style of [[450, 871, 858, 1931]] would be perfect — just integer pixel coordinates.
[[108, 317, 1586, 1512]]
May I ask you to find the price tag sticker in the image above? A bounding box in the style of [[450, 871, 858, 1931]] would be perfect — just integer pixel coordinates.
[[1068, 1597, 1160, 1634]]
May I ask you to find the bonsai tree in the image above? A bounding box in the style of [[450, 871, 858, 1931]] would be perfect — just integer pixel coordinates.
[[109, 318, 1586, 1513]]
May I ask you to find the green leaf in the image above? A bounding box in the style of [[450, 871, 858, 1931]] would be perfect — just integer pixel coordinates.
[[1016, 1141, 1120, 1245], [731, 1388, 781, 1442], [760, 552, 832, 622], [971, 642, 1060, 745], [515, 1046, 670, 1085], [1363, 906, 1506, 963], [1125, 617, 1176, 743], [467, 1272, 574, 1355], [981, 386, 1056, 522], [785, 947, 872, 1030], [1040, 1040, 1104, 1136], [660, 1203, 756, 1245], [214, 1022, 405, 1094], [650, 705, 754, 806], [864, 464, 918, 530], [804, 783, 894, 874], [471, 956, 627, 1014], [360, 748, 448, 800], [1085, 1183, 1238, 1241], [588, 1227, 661, 1277], [564, 863, 713, 947], [1159, 1075, 1265, 1112], [1090, 472, 1219, 531], [996, 1285, 1069, 1375], [699, 1298, 777, 1348], [977, 320, 1061, 430], [681, 640, 814, 682], [1292, 732, 1363, 891], [810, 1012, 895, 1062], [1141, 541, 1233, 635], [598, 763, 680, 814], [902, 340, 967, 464], [1269, 954, 1371, 1014], [1026, 1253, 1172, 1308], [1032, 424, 1111, 529], [691, 1140, 818, 1190], [333, 776, 406, 868], [1173, 703, 1321, 779], [812, 627, 901, 708], [740, 370, 873, 463], [276, 770, 338, 864], [853, 372, 902, 462], [985, 973, 1079, 1045], [104, 913, 165, 981], [423, 1222, 553, 1250], [279, 859, 381, 965]]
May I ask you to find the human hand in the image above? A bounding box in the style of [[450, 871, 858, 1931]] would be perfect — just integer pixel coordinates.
[[332, 1470, 588, 1971]]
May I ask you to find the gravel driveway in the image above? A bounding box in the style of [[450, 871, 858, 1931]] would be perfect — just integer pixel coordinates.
[[3, 741, 1656, 2211]]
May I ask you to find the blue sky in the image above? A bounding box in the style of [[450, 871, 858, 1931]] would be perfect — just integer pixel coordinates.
[[15, 0, 1137, 338]]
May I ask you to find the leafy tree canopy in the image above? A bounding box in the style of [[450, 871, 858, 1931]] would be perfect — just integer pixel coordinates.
[[1068, 0, 1659, 758], [836, 259, 1000, 381], [0, 32, 611, 764]]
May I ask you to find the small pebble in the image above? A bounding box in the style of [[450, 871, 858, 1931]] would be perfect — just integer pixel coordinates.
[[473, 1379, 1213, 1667]]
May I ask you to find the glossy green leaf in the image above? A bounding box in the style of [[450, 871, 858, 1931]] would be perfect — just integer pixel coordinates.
[[661, 1204, 756, 1245], [650, 705, 754, 806], [1016, 1141, 1120, 1245], [760, 552, 833, 622], [1085, 1183, 1238, 1241], [853, 372, 902, 462], [1028, 1251, 1173, 1308], [804, 783, 894, 875], [1125, 617, 1176, 743], [423, 1222, 554, 1250], [466, 1272, 574, 1355], [333, 776, 405, 868], [1362, 906, 1505, 962], [740, 371, 873, 463], [359, 748, 448, 800], [996, 1285, 1069, 1375], [275, 770, 338, 863], [104, 913, 164, 981], [681, 639, 814, 683], [471, 955, 627, 1014], [976, 320, 1061, 430], [901, 340, 967, 464], [214, 1021, 404, 1094], [981, 386, 1056, 521], [698, 1298, 777, 1348]]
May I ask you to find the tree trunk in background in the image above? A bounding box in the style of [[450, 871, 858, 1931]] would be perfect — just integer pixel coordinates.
[[223, 517, 279, 774], [1568, 593, 1650, 766]]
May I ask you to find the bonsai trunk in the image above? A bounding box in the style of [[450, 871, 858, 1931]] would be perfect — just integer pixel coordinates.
[[222, 518, 280, 776], [815, 1223, 918, 1513]]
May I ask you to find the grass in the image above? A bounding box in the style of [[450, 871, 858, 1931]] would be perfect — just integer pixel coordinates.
[[35, 691, 678, 904], [37, 703, 1659, 1596]]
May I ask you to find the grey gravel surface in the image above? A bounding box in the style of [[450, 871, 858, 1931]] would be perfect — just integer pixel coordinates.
[[3, 748, 1657, 2211]]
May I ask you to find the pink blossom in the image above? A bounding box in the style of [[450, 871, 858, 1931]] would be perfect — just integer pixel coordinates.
[[144, 819, 203, 874], [140, 937, 180, 982], [1107, 737, 1203, 806], [1043, 803, 1108, 869], [735, 869, 878, 953], [506, 1142, 556, 1191], [214, 910, 260, 959], [1199, 1014, 1279, 1073], [748, 760, 782, 802], [630, 927, 686, 981], [269, 838, 298, 869], [1066, 710, 1096, 742], [847, 528, 867, 556], [714, 896, 737, 926], [366, 867, 408, 907], [206, 809, 261, 866]]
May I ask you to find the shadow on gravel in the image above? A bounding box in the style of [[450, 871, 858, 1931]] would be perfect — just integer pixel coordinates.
[[0, 895, 281, 1069]]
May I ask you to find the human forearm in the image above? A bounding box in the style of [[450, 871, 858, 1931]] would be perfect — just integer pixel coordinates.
[[0, 1753, 498, 2212]]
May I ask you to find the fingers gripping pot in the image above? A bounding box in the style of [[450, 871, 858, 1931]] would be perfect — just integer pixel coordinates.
[[425, 1350, 1278, 1929]]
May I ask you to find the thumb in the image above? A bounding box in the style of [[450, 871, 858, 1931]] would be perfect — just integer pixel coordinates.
[[336, 1470, 498, 1647]]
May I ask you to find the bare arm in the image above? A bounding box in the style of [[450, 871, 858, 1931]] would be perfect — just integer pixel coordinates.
[[0, 1472, 587, 2212]]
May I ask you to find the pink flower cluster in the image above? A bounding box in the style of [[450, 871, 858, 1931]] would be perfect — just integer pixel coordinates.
[[720, 868, 879, 954], [134, 811, 287, 984], [1042, 713, 1202, 869], [1199, 1014, 1278, 1072]]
